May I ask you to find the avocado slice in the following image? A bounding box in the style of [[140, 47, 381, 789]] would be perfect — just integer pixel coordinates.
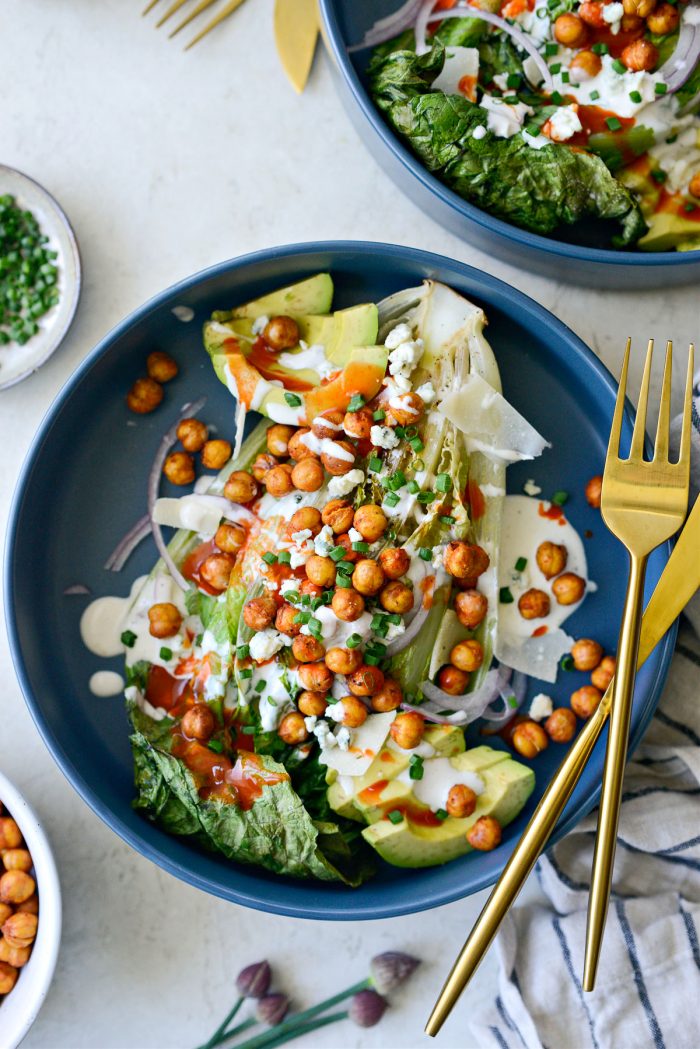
[[638, 211, 700, 252], [211, 273, 334, 322]]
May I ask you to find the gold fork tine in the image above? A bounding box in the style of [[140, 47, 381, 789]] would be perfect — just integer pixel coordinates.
[[654, 341, 673, 461], [608, 337, 631, 461], [679, 344, 695, 465], [142, 0, 161, 13], [629, 338, 654, 461], [184, 0, 247, 49], [170, 0, 218, 38], [156, 0, 190, 29]]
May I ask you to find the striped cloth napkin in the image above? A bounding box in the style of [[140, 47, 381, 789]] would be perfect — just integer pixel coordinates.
[[471, 373, 700, 1049]]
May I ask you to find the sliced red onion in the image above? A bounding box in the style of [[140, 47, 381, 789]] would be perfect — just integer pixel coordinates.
[[63, 583, 91, 595], [402, 701, 467, 724], [385, 601, 430, 656], [348, 0, 426, 51], [659, 20, 699, 94], [419, 666, 510, 722], [104, 513, 151, 572], [482, 666, 528, 724]]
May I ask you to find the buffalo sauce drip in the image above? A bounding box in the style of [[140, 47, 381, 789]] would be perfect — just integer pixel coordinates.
[[182, 538, 221, 594], [247, 336, 314, 392], [356, 778, 443, 828], [465, 479, 486, 520], [538, 502, 567, 526]]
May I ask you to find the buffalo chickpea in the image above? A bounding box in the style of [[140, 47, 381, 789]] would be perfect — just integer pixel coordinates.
[[0, 904, 11, 926], [322, 499, 354, 534], [331, 587, 365, 622], [379, 547, 410, 580], [545, 707, 577, 743], [552, 572, 586, 606], [467, 816, 502, 851], [339, 695, 369, 728], [352, 559, 385, 596], [591, 655, 616, 691], [689, 172, 700, 199], [292, 458, 324, 492], [353, 504, 387, 542], [437, 665, 469, 695], [585, 474, 602, 508], [148, 602, 183, 639], [177, 417, 208, 452], [297, 691, 328, 717], [321, 441, 356, 476], [287, 427, 316, 461], [306, 554, 336, 588], [579, 1, 606, 26], [0, 870, 35, 905], [621, 11, 644, 29], [454, 589, 488, 629], [298, 661, 334, 693], [554, 12, 588, 45], [512, 720, 549, 759], [264, 464, 294, 498], [278, 711, 308, 745], [146, 351, 178, 383], [325, 646, 363, 675], [572, 638, 604, 671], [300, 579, 323, 598], [536, 541, 568, 579], [646, 1, 678, 33], [263, 315, 299, 351], [379, 581, 414, 615], [343, 407, 374, 440], [518, 588, 550, 619], [181, 704, 215, 742], [163, 451, 195, 486], [571, 685, 603, 719], [370, 679, 403, 713], [16, 895, 38, 915], [267, 424, 296, 457], [0, 961, 18, 995], [0, 819, 21, 850], [347, 664, 385, 697], [450, 639, 484, 673], [444, 541, 490, 580], [215, 522, 246, 553], [290, 506, 322, 536], [312, 410, 345, 440], [243, 595, 277, 631], [621, 38, 658, 71], [334, 533, 360, 563], [0, 941, 30, 968], [390, 711, 424, 750], [252, 452, 279, 482], [127, 376, 163, 414], [201, 439, 232, 470], [386, 392, 424, 427], [446, 784, 477, 819], [275, 603, 302, 637], [292, 635, 325, 663], [224, 470, 258, 503], [570, 49, 602, 79], [200, 553, 235, 591], [623, 0, 656, 14]]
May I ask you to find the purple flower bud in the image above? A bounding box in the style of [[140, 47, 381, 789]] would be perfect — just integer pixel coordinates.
[[349, 989, 388, 1028], [236, 960, 272, 999], [256, 993, 290, 1027], [370, 951, 421, 994]]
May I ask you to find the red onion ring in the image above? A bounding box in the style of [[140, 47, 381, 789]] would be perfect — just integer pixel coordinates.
[[104, 513, 151, 572], [63, 584, 91, 595], [349, 0, 426, 51], [385, 600, 430, 656], [419, 666, 511, 722], [482, 667, 528, 724], [659, 18, 699, 94], [401, 701, 467, 724]]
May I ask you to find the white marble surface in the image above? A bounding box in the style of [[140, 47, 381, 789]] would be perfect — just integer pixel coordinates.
[[0, 2, 697, 1047]]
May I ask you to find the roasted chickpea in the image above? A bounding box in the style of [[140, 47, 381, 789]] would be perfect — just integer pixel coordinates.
[[386, 391, 424, 427], [333, 532, 360, 564], [263, 315, 299, 351], [379, 581, 414, 615], [148, 602, 183, 639], [146, 350, 178, 383], [287, 427, 316, 461], [353, 504, 387, 542], [200, 553, 235, 591], [127, 376, 163, 414], [518, 588, 550, 619], [264, 463, 294, 498], [343, 407, 374, 440], [297, 691, 328, 717], [325, 646, 363, 675], [163, 451, 195, 486], [552, 572, 586, 606], [290, 506, 322, 536], [570, 49, 602, 79], [292, 458, 324, 492], [292, 635, 326, 663], [0, 904, 12, 926], [446, 784, 477, 819], [321, 440, 356, 476], [536, 541, 568, 580], [623, 0, 656, 15], [300, 579, 323, 598], [267, 424, 296, 457], [331, 587, 365, 622], [224, 470, 259, 503], [689, 172, 700, 200], [339, 695, 369, 728], [444, 542, 490, 580], [312, 409, 345, 440], [0, 819, 22, 850], [215, 522, 246, 553], [621, 38, 658, 71], [0, 961, 18, 995], [578, 1, 606, 26], [0, 941, 30, 968], [571, 638, 604, 671], [322, 499, 355, 534], [181, 704, 215, 741], [512, 720, 549, 759], [585, 474, 603, 508], [554, 12, 588, 46], [177, 417, 208, 452], [16, 895, 38, 915], [437, 665, 470, 695], [278, 711, 309, 745], [0, 870, 35, 905], [646, 1, 678, 33], [251, 453, 278, 483], [591, 655, 616, 691], [242, 595, 277, 631], [467, 816, 502, 851], [298, 661, 334, 693], [370, 678, 403, 713], [390, 711, 424, 750], [571, 685, 603, 719], [347, 664, 385, 697], [352, 558, 385, 596], [201, 439, 232, 470], [450, 639, 484, 673], [378, 547, 410, 580], [275, 602, 302, 637], [545, 707, 577, 743], [454, 589, 488, 629], [306, 554, 336, 588]]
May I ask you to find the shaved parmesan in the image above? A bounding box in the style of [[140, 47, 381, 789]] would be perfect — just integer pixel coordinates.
[[432, 46, 479, 100], [496, 628, 574, 684], [439, 373, 549, 462], [319, 711, 396, 777], [152, 494, 254, 536]]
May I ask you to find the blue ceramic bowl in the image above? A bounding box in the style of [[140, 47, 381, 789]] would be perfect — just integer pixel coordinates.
[[5, 242, 675, 919], [319, 0, 700, 289]]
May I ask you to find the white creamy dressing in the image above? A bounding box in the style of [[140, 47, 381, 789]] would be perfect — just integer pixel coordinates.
[[89, 670, 125, 697], [152, 494, 254, 536], [552, 53, 661, 119], [300, 431, 355, 462], [396, 759, 485, 812], [277, 342, 334, 379], [431, 45, 479, 100], [480, 95, 532, 139], [649, 121, 700, 194]]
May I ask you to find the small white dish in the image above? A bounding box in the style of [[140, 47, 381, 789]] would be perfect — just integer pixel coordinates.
[[0, 165, 81, 391], [0, 769, 62, 1048]]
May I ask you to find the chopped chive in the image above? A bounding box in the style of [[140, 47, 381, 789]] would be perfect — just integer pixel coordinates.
[[368, 454, 382, 473], [159, 646, 173, 661], [320, 590, 333, 605], [685, 201, 697, 212], [336, 575, 352, 588], [336, 561, 354, 576], [394, 426, 406, 438], [346, 633, 362, 649], [373, 409, 386, 422], [352, 540, 370, 552], [413, 458, 425, 472], [525, 124, 541, 138], [409, 436, 424, 453], [440, 515, 456, 525], [417, 491, 436, 504], [384, 491, 400, 507], [364, 653, 381, 666], [277, 550, 291, 565], [208, 740, 224, 754], [651, 169, 667, 184], [549, 62, 561, 74], [551, 490, 569, 506], [367, 640, 387, 656], [550, 90, 563, 105], [240, 725, 256, 735], [561, 71, 570, 83], [515, 556, 527, 572], [308, 617, 323, 638], [409, 755, 424, 780], [300, 594, 311, 606], [435, 808, 449, 821], [612, 59, 626, 75], [236, 644, 250, 659], [507, 695, 519, 709], [329, 546, 347, 562], [605, 116, 622, 131], [262, 551, 277, 565], [419, 547, 432, 561], [506, 72, 521, 88], [284, 392, 302, 407], [655, 82, 667, 95], [561, 654, 575, 671], [407, 480, 420, 494], [387, 810, 404, 825], [386, 613, 402, 625], [629, 90, 642, 103], [544, 42, 558, 56], [310, 596, 322, 611], [347, 394, 365, 412], [239, 668, 253, 679], [499, 586, 514, 604], [255, 679, 266, 693], [293, 610, 311, 624], [591, 42, 608, 55], [121, 630, 137, 648], [589, 89, 601, 101], [435, 473, 453, 493]]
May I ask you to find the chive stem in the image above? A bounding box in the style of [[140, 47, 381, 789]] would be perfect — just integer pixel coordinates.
[[198, 996, 244, 1049], [236, 1011, 348, 1049], [224, 980, 369, 1049]]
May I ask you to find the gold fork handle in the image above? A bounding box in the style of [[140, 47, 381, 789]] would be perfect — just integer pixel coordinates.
[[583, 552, 648, 991]]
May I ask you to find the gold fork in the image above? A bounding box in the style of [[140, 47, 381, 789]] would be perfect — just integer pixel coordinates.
[[583, 338, 694, 991], [142, 0, 248, 50]]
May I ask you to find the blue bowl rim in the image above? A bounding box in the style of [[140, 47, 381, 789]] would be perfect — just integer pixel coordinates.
[[319, 0, 700, 270], [5, 240, 677, 919]]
